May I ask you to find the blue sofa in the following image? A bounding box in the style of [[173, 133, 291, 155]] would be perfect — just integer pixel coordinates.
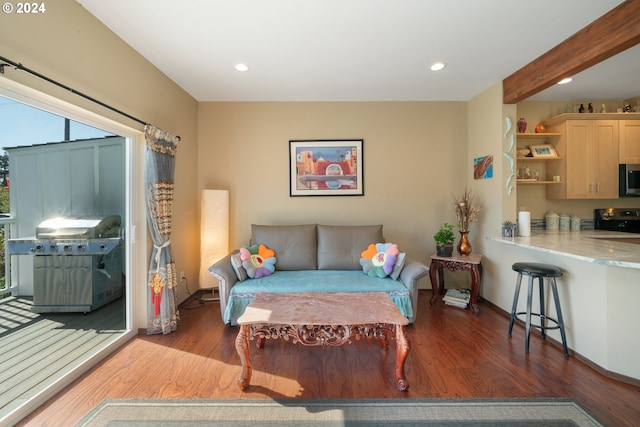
[[208, 224, 429, 325]]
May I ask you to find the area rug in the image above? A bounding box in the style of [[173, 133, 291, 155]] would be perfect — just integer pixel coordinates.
[[76, 398, 603, 426]]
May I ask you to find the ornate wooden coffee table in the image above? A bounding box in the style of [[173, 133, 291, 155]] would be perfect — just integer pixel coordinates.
[[235, 292, 411, 391]]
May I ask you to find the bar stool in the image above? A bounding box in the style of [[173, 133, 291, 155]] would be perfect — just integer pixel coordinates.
[[508, 262, 569, 358]]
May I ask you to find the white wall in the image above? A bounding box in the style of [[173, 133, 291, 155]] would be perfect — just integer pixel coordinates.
[[198, 102, 468, 282]]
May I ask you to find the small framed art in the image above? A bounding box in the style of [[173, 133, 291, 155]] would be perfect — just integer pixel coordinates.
[[289, 139, 363, 196], [529, 144, 558, 158]]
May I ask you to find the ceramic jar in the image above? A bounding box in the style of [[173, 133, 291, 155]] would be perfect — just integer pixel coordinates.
[[545, 211, 559, 230], [570, 216, 581, 231], [559, 214, 570, 231]]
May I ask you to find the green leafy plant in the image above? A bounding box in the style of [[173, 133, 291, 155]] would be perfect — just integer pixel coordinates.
[[434, 222, 455, 246]]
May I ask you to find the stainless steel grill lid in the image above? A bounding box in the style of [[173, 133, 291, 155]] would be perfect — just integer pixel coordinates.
[[35, 215, 121, 239]]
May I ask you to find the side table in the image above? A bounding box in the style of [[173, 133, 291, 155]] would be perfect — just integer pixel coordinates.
[[429, 253, 483, 313]]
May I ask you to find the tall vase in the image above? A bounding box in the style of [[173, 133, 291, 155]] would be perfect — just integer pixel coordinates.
[[457, 231, 472, 255]]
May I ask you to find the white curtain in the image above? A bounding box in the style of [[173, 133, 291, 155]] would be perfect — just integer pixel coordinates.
[[144, 125, 180, 334]]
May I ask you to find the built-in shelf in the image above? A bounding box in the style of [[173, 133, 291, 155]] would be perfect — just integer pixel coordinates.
[[516, 180, 562, 185], [542, 112, 640, 127], [517, 157, 562, 161], [516, 132, 562, 140]]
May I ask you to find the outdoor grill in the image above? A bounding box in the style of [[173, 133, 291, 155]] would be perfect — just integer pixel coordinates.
[[8, 215, 124, 313]]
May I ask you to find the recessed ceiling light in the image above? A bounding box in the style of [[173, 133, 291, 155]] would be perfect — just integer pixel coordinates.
[[430, 62, 446, 72], [557, 77, 572, 85], [235, 63, 249, 72]]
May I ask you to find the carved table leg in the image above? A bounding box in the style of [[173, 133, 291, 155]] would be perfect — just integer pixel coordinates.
[[469, 263, 482, 313], [235, 324, 252, 391], [378, 337, 388, 349], [394, 324, 410, 391], [429, 260, 441, 305]]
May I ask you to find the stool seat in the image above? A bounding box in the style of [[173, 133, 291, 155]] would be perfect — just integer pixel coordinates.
[[512, 262, 562, 278], [508, 262, 569, 358]]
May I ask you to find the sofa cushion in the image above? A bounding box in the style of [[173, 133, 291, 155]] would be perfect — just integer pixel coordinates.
[[317, 224, 384, 270], [251, 224, 317, 270]]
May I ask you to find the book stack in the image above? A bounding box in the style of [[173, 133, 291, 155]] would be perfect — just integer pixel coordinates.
[[443, 288, 471, 309]]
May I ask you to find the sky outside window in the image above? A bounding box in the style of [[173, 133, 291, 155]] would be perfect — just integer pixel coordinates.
[[0, 96, 114, 152]]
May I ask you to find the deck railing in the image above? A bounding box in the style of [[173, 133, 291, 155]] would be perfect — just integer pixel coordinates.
[[0, 216, 15, 297]]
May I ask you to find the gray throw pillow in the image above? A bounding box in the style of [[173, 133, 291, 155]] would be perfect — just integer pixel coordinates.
[[230, 251, 248, 281]]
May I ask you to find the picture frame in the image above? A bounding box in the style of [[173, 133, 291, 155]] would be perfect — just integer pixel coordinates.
[[289, 139, 363, 196], [529, 144, 558, 158], [473, 155, 493, 179]]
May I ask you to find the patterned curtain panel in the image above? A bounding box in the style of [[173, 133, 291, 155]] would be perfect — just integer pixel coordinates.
[[145, 125, 180, 334]]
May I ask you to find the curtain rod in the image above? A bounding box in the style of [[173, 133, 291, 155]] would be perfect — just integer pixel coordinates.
[[0, 55, 180, 141]]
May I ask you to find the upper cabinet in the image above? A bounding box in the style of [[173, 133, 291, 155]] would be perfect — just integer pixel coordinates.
[[542, 114, 632, 199], [619, 120, 640, 164]]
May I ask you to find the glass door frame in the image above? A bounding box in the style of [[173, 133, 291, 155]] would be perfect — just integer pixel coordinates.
[[0, 77, 144, 422]]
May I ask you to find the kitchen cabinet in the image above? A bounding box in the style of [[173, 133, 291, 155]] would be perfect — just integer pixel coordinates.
[[619, 120, 640, 164], [515, 133, 562, 185], [544, 117, 619, 199]]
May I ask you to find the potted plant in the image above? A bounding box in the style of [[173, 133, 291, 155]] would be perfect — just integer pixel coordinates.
[[434, 222, 455, 257]]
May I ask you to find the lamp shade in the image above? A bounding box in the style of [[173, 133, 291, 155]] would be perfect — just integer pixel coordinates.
[[199, 189, 229, 289]]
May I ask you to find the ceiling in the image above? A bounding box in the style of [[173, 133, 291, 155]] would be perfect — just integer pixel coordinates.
[[77, 0, 638, 102]]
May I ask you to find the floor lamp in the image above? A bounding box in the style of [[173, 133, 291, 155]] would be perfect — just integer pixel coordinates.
[[199, 189, 229, 303]]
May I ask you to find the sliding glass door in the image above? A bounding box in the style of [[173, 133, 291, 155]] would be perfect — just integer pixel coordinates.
[[0, 80, 144, 425]]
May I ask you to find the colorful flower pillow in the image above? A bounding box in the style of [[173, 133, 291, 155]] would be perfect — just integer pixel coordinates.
[[239, 244, 277, 279], [360, 243, 400, 278]]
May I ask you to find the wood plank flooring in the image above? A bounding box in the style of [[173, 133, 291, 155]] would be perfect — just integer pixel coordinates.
[[16, 291, 640, 427], [0, 296, 125, 422]]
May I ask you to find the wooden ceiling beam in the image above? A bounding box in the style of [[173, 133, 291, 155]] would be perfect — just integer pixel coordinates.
[[503, 0, 640, 104]]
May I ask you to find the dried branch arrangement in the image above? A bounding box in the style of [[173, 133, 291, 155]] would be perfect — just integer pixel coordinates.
[[453, 188, 480, 232]]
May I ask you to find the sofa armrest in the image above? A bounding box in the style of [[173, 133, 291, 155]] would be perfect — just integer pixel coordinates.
[[208, 252, 238, 323], [399, 255, 429, 323]]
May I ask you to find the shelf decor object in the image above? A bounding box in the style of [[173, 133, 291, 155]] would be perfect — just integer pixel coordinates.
[[517, 117, 527, 133], [529, 144, 558, 158]]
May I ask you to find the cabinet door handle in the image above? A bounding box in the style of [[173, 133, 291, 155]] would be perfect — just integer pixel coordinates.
[[589, 183, 593, 193]]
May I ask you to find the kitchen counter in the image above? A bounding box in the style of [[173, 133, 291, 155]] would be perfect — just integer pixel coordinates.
[[487, 230, 640, 269], [484, 229, 640, 383]]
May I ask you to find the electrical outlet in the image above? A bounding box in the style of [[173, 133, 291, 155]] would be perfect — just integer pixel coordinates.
[[180, 271, 185, 281]]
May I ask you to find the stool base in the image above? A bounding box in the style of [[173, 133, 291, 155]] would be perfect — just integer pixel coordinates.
[[508, 270, 569, 358]]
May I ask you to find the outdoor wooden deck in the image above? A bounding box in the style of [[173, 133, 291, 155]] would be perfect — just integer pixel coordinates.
[[0, 295, 125, 420]]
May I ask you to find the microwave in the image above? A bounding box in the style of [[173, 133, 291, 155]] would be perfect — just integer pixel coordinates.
[[619, 164, 640, 197]]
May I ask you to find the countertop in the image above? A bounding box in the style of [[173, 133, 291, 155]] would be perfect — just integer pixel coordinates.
[[487, 230, 640, 269]]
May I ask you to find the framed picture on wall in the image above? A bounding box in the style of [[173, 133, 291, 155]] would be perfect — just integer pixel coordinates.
[[289, 139, 364, 196], [529, 144, 558, 158]]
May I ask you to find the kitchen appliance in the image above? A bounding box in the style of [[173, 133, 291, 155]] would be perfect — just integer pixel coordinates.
[[8, 215, 123, 313], [594, 208, 640, 233], [619, 164, 640, 197]]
